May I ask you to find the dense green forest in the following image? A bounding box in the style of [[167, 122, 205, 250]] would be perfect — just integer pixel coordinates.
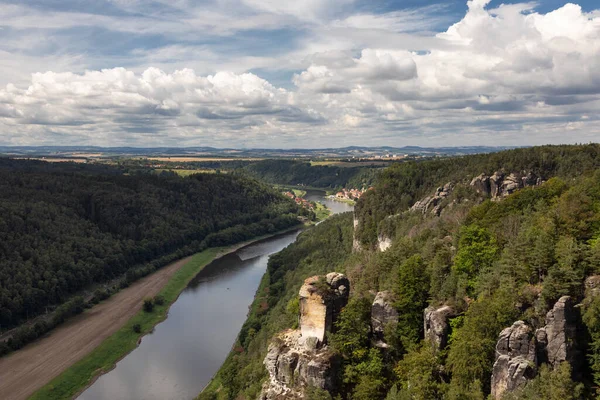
[[201, 144, 600, 400], [242, 160, 380, 189], [0, 159, 303, 350], [355, 144, 600, 247]]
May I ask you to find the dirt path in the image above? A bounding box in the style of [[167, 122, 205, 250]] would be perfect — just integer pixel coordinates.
[[0, 255, 194, 400]]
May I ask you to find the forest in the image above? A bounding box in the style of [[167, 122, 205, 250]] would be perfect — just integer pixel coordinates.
[[0, 159, 303, 351], [242, 159, 380, 189], [200, 144, 600, 400]]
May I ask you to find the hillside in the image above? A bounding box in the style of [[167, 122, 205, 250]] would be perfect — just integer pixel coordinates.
[[200, 144, 600, 400], [242, 159, 380, 190], [0, 159, 304, 355]]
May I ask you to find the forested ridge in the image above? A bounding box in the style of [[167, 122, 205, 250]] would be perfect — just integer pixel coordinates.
[[0, 159, 303, 337], [242, 159, 379, 189], [201, 144, 600, 400]]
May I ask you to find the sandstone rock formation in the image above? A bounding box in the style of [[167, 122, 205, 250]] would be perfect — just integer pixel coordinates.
[[424, 305, 456, 351], [262, 330, 339, 399], [371, 291, 398, 345], [536, 296, 580, 370], [352, 216, 362, 252], [377, 234, 392, 252], [411, 183, 453, 216], [491, 296, 581, 398], [262, 273, 350, 399], [470, 171, 542, 200], [585, 275, 600, 297], [299, 273, 349, 344], [491, 321, 537, 399]]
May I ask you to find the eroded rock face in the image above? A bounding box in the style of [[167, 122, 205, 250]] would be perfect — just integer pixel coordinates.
[[585, 276, 600, 297], [536, 296, 580, 370], [377, 235, 392, 252], [424, 305, 455, 351], [491, 296, 582, 398], [411, 183, 453, 216], [470, 171, 542, 200], [352, 216, 362, 252], [371, 291, 398, 344], [262, 330, 339, 400], [299, 273, 349, 344], [491, 321, 537, 399]]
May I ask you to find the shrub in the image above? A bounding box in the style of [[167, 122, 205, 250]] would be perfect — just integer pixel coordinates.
[[153, 295, 165, 306], [143, 298, 154, 313], [132, 324, 142, 333]]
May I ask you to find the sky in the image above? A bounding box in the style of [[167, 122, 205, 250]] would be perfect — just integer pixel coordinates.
[[0, 0, 599, 148]]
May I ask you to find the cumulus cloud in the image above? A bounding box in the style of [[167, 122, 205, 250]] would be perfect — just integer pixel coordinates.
[[0, 0, 599, 147]]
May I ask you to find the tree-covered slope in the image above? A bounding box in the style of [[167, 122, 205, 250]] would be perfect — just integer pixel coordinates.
[[355, 144, 600, 247], [201, 144, 600, 400], [0, 159, 303, 333], [243, 159, 379, 189]]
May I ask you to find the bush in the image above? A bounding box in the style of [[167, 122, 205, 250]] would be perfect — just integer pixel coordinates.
[[153, 295, 165, 306], [132, 324, 141, 333], [143, 298, 154, 313]]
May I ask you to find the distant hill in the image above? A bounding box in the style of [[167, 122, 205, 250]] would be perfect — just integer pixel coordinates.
[[0, 145, 517, 159]]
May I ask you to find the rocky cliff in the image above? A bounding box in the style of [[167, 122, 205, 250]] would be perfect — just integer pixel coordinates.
[[424, 305, 456, 351], [470, 171, 542, 200], [490, 296, 581, 398], [261, 273, 349, 399]]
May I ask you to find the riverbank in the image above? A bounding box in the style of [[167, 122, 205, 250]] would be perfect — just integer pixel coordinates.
[[0, 227, 300, 400]]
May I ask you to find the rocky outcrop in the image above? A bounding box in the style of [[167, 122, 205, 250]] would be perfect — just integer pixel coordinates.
[[262, 330, 339, 399], [262, 273, 349, 399], [491, 321, 537, 399], [371, 291, 398, 345], [299, 273, 349, 345], [424, 305, 456, 351], [470, 171, 542, 200], [536, 296, 580, 370], [585, 275, 600, 297], [491, 296, 581, 398], [411, 183, 453, 216], [377, 234, 392, 252], [352, 216, 362, 252]]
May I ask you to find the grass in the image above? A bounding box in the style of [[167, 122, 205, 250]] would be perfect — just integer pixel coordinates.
[[314, 202, 331, 221], [291, 189, 306, 198], [29, 247, 223, 400]]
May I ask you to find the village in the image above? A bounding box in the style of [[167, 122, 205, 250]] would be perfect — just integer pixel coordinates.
[[332, 187, 367, 201], [282, 191, 315, 210]]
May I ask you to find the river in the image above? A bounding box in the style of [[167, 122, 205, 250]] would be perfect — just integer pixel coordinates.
[[78, 191, 352, 400]]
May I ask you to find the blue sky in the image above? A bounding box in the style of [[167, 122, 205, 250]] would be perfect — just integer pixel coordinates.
[[0, 0, 599, 147]]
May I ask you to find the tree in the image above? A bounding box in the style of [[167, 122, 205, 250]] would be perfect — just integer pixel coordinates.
[[453, 225, 499, 293], [396, 255, 430, 348]]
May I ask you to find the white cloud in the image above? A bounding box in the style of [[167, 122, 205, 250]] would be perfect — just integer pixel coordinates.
[[0, 1, 599, 147]]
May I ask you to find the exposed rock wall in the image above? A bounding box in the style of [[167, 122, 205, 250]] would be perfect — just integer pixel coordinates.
[[262, 273, 350, 399], [352, 216, 362, 252], [424, 305, 456, 351], [491, 321, 537, 399], [411, 183, 453, 216], [377, 234, 392, 252], [262, 330, 339, 400], [491, 296, 581, 399], [536, 296, 580, 370], [470, 171, 542, 200], [371, 291, 398, 346], [299, 273, 349, 344]]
